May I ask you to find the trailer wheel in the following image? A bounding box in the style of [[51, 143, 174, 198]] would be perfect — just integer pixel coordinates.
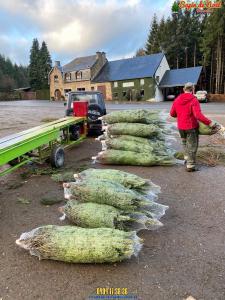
[[50, 146, 65, 168]]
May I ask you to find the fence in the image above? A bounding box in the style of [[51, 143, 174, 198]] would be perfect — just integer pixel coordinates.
[[0, 89, 50, 101], [208, 94, 225, 102]]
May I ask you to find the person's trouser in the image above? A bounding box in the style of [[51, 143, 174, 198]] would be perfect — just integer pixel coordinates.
[[179, 128, 199, 169]]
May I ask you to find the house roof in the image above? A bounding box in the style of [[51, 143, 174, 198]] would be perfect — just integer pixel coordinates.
[[62, 55, 97, 72], [93, 53, 164, 82], [159, 66, 202, 88]]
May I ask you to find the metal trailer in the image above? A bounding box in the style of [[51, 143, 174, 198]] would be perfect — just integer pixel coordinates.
[[0, 116, 87, 177]]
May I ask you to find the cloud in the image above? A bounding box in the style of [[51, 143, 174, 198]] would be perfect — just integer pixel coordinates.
[[0, 34, 30, 65], [0, 0, 171, 65]]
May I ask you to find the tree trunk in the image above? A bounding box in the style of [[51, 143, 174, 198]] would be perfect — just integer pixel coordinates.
[[193, 43, 196, 67], [219, 37, 224, 94], [210, 50, 214, 93], [219, 36, 223, 94], [215, 35, 223, 94], [215, 36, 219, 94]]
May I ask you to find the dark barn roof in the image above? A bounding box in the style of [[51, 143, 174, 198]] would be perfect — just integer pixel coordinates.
[[93, 53, 164, 82], [159, 66, 202, 88], [63, 55, 97, 72]]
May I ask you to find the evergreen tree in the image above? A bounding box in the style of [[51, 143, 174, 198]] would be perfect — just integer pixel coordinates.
[[29, 38, 41, 90], [154, 11, 203, 69], [159, 14, 181, 68], [29, 39, 52, 90], [200, 2, 225, 93], [142, 2, 224, 93], [14, 64, 29, 88], [0, 54, 29, 92], [145, 14, 160, 54], [39, 41, 52, 89], [158, 17, 166, 48]]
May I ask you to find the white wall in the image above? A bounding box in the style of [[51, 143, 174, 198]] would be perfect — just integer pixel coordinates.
[[154, 55, 170, 102]]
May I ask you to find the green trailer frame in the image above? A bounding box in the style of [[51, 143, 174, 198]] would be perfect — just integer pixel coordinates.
[[0, 116, 87, 176]]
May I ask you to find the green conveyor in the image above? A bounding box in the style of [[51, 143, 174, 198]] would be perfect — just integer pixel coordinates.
[[0, 117, 72, 147], [0, 116, 86, 176]]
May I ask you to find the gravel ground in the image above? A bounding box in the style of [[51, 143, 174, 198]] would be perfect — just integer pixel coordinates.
[[0, 102, 225, 300]]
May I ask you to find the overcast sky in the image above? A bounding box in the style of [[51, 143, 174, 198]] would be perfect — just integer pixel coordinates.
[[0, 0, 173, 66]]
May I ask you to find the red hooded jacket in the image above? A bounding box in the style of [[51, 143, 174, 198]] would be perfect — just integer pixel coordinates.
[[170, 93, 211, 130]]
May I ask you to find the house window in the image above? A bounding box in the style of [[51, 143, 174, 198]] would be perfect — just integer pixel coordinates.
[[113, 92, 118, 99], [64, 89, 71, 94], [65, 73, 71, 81], [140, 79, 145, 85], [122, 82, 134, 88], [140, 89, 145, 97], [156, 76, 160, 83], [54, 75, 59, 82], [122, 91, 126, 97], [77, 88, 85, 91], [91, 86, 95, 91], [76, 71, 82, 80], [114, 82, 118, 88]]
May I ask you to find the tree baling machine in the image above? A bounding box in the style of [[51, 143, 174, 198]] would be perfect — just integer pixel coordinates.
[[0, 101, 89, 176]]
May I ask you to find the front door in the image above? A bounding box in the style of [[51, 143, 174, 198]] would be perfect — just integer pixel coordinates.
[[97, 85, 106, 99], [54, 89, 61, 100]]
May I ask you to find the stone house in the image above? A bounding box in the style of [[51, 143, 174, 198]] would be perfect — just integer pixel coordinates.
[[49, 52, 112, 100]]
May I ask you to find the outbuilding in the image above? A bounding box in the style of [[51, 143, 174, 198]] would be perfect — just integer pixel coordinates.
[[159, 66, 204, 100]]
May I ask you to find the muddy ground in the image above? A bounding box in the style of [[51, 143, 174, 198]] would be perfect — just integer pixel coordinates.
[[1, 103, 225, 300]]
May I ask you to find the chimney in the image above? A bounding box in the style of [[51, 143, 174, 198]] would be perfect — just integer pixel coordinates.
[[101, 52, 106, 60], [96, 51, 101, 59], [54, 61, 61, 68], [96, 51, 107, 63]]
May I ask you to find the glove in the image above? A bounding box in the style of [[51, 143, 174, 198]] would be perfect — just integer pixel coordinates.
[[209, 122, 221, 134]]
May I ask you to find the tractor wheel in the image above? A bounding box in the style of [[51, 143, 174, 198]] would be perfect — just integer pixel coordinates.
[[50, 146, 65, 168]]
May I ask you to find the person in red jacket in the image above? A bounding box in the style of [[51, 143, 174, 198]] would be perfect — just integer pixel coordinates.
[[170, 82, 214, 172]]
